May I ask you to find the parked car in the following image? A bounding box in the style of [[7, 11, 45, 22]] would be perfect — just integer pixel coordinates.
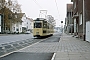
[[25, 31, 31, 34]]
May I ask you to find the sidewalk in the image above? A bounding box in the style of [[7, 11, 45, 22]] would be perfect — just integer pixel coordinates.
[[18, 33, 90, 60], [55, 33, 90, 60]]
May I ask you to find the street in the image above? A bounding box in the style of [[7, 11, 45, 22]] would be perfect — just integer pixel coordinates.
[[1, 33, 90, 60], [0, 34, 33, 44], [0, 33, 61, 60]]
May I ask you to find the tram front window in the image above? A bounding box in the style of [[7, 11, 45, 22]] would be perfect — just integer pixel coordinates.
[[34, 23, 42, 28]]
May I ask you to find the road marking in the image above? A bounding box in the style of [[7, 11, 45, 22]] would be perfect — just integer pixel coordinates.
[[18, 37, 49, 51], [0, 38, 48, 58], [51, 53, 56, 60]]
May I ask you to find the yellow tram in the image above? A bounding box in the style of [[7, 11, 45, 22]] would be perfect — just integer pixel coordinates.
[[33, 18, 54, 37]]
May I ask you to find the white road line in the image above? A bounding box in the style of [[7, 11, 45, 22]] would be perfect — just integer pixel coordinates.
[[0, 38, 48, 58], [51, 53, 56, 60]]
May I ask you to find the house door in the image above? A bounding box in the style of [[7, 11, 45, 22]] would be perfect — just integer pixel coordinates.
[[86, 21, 90, 42], [74, 18, 76, 33]]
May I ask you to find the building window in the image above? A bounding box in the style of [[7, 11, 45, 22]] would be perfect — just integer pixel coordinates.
[[14, 27, 15, 30], [6, 27, 7, 30], [79, 14, 82, 25], [9, 28, 10, 31], [16, 22, 18, 27], [74, 2, 76, 9], [27, 26, 28, 29], [15, 15, 17, 18], [20, 28, 21, 31], [16, 29, 19, 31], [20, 22, 22, 25], [0, 15, 1, 25]]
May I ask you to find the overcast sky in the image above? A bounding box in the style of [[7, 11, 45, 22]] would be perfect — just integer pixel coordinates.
[[17, 0, 72, 27]]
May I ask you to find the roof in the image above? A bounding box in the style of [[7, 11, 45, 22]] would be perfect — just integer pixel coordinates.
[[13, 13, 25, 22], [17, 13, 25, 18], [26, 17, 33, 22]]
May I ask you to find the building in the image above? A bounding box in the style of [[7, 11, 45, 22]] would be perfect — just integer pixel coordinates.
[[71, 0, 83, 39], [22, 14, 33, 33], [0, 0, 22, 34], [71, 0, 90, 42], [84, 0, 90, 42], [11, 13, 23, 33], [65, 4, 73, 34]]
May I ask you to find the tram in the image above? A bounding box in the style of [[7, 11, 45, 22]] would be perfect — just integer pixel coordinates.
[[33, 18, 54, 37]]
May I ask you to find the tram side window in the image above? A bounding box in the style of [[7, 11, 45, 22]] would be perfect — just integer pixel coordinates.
[[43, 21, 47, 28], [43, 24, 47, 28], [34, 23, 42, 28]]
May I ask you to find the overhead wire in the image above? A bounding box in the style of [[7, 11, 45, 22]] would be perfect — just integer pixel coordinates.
[[33, 0, 43, 9], [33, 0, 46, 18], [33, 0, 60, 19], [54, 0, 60, 19]]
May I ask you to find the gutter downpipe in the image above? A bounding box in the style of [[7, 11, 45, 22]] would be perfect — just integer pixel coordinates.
[[71, 9, 73, 35], [83, 0, 85, 41]]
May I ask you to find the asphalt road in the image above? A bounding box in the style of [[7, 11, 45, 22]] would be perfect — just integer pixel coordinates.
[[0, 32, 62, 60], [0, 34, 33, 44], [0, 52, 53, 60], [40, 33, 61, 43]]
